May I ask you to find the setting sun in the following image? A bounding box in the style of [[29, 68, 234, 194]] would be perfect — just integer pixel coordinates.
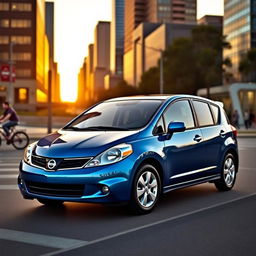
[[52, 0, 111, 102]]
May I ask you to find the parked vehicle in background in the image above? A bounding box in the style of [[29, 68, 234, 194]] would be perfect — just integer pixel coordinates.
[[18, 95, 239, 214]]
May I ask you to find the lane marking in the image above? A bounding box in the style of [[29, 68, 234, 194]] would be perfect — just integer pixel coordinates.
[[0, 185, 18, 190], [42, 193, 256, 256], [0, 229, 87, 249], [0, 168, 19, 172]]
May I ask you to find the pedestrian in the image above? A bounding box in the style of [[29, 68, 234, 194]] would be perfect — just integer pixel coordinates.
[[249, 110, 255, 128], [232, 109, 240, 129], [244, 109, 250, 129], [0, 101, 19, 144]]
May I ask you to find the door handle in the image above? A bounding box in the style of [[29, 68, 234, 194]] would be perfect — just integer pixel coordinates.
[[193, 135, 202, 142], [219, 130, 225, 138]]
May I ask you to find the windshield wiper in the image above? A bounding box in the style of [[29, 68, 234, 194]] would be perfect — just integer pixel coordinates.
[[64, 126, 130, 131]]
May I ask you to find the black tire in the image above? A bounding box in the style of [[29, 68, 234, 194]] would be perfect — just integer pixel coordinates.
[[214, 153, 237, 191], [129, 164, 161, 214], [37, 198, 64, 207], [11, 131, 29, 150]]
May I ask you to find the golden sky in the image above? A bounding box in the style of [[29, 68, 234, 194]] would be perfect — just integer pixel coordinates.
[[51, 0, 224, 102]]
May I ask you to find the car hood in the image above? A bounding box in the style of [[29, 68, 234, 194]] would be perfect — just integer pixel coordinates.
[[34, 129, 140, 158]]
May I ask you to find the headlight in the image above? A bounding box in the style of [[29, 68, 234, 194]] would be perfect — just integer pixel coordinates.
[[85, 143, 133, 167], [24, 142, 37, 164]]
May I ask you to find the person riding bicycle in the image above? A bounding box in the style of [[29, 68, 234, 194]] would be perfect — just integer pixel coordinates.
[[0, 101, 19, 143]]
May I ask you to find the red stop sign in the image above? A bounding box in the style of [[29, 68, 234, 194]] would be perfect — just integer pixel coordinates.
[[1, 64, 16, 82]]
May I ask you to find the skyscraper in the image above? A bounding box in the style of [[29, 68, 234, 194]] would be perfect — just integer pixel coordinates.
[[223, 0, 256, 82], [0, 0, 48, 110], [110, 0, 124, 75]]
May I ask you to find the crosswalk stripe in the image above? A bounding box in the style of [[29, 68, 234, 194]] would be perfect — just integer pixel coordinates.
[[0, 168, 18, 172], [0, 229, 87, 249], [0, 174, 18, 178], [0, 163, 19, 167], [0, 185, 18, 190]]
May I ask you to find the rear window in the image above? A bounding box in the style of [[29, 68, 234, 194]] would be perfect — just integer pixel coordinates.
[[193, 101, 214, 127], [210, 104, 220, 124]]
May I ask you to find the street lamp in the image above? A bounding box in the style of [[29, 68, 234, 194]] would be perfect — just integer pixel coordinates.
[[8, 41, 15, 105], [134, 41, 164, 94], [143, 44, 164, 94]]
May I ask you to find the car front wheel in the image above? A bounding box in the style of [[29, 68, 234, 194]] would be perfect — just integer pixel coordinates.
[[129, 164, 161, 214]]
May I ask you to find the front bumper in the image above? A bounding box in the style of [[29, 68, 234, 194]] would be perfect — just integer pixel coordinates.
[[18, 158, 134, 204]]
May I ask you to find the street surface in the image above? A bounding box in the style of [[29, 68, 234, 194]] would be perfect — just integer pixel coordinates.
[[0, 138, 255, 256]]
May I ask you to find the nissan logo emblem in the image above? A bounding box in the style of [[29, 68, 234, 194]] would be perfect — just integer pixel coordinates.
[[47, 159, 56, 170]]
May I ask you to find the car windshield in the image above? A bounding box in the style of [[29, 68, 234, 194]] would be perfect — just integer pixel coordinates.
[[63, 100, 163, 131]]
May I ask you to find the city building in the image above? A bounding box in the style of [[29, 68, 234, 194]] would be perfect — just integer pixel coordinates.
[[223, 0, 256, 82], [198, 15, 223, 29], [0, 0, 49, 111], [124, 0, 197, 86], [93, 21, 110, 92], [77, 57, 86, 106], [85, 44, 94, 101], [110, 0, 124, 75]]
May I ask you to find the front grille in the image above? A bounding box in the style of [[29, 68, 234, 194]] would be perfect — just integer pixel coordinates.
[[58, 159, 90, 169], [31, 154, 91, 170], [26, 181, 85, 197], [31, 155, 46, 168]]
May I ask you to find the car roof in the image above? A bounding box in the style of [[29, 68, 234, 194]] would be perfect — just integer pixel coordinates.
[[104, 94, 222, 106]]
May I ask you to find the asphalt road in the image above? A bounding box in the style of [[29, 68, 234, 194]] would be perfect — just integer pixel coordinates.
[[0, 138, 255, 256]]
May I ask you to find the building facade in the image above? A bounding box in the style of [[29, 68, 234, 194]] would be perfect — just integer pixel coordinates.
[[198, 15, 223, 29], [223, 0, 256, 82], [110, 0, 124, 75], [93, 21, 110, 92], [0, 0, 49, 110], [124, 0, 197, 86]]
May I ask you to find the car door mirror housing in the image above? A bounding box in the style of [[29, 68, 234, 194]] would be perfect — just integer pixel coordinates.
[[168, 122, 186, 134]]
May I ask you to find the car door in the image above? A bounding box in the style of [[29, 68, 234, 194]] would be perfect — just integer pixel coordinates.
[[162, 99, 206, 187], [191, 100, 223, 176]]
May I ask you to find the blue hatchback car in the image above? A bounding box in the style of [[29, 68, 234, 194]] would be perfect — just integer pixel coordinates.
[[18, 95, 239, 214]]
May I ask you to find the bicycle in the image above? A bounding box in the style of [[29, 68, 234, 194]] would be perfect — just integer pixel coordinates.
[[0, 125, 29, 150]]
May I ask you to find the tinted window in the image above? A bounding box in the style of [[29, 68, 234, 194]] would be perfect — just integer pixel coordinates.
[[210, 104, 219, 124], [193, 101, 214, 127], [64, 100, 163, 130], [163, 100, 195, 129]]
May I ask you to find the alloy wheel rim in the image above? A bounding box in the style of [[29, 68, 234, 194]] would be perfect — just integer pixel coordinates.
[[223, 157, 235, 187], [136, 171, 158, 208]]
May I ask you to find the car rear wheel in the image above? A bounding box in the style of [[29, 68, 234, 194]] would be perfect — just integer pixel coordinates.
[[129, 164, 161, 214], [37, 198, 64, 207], [214, 153, 237, 191]]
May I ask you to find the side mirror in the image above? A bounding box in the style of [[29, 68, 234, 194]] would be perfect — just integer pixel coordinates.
[[168, 122, 186, 134]]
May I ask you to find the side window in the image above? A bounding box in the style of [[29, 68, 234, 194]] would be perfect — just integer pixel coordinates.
[[163, 100, 195, 130], [193, 101, 214, 127], [210, 104, 220, 124]]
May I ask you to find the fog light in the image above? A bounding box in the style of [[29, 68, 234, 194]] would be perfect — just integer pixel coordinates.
[[102, 186, 109, 194]]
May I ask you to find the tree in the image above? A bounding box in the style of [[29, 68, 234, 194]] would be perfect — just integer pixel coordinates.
[[139, 25, 232, 97], [139, 67, 159, 94], [239, 48, 256, 82]]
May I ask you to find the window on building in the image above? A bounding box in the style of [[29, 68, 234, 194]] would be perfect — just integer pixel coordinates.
[[0, 2, 9, 11], [163, 100, 195, 129], [11, 19, 31, 28], [11, 3, 32, 12], [11, 36, 31, 44], [15, 88, 29, 104], [193, 101, 214, 127], [0, 52, 9, 60], [13, 52, 31, 61], [0, 19, 9, 28], [0, 36, 9, 44], [16, 69, 32, 77]]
